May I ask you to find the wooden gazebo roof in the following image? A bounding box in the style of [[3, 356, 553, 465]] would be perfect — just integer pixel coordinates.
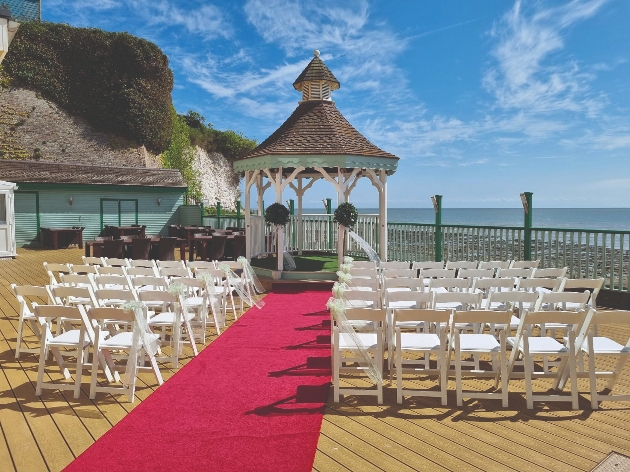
[[234, 52, 398, 175]]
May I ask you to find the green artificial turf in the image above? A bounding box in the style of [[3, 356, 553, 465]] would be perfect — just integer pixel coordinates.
[[250, 252, 367, 272]]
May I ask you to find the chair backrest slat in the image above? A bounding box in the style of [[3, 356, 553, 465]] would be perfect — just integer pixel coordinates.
[[393, 308, 450, 324]]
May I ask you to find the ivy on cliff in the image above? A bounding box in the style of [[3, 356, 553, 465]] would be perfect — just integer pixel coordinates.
[[3, 22, 173, 152]]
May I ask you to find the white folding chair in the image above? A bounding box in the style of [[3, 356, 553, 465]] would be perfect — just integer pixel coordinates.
[[429, 277, 471, 293], [343, 289, 382, 309], [510, 260, 540, 269], [156, 260, 186, 270], [349, 267, 378, 280], [433, 291, 482, 312], [351, 261, 377, 269], [83, 256, 105, 266], [380, 261, 410, 270], [496, 268, 534, 283], [517, 277, 562, 294], [332, 307, 386, 404], [49, 285, 98, 308], [412, 261, 444, 271], [472, 277, 515, 309], [96, 265, 128, 276], [127, 266, 158, 277], [172, 277, 212, 343], [382, 268, 416, 279], [451, 309, 513, 407], [69, 264, 98, 275], [95, 288, 138, 308], [159, 266, 192, 280], [478, 260, 510, 270], [420, 268, 456, 288], [507, 309, 590, 409], [445, 261, 477, 275], [60, 273, 96, 290], [43, 262, 72, 285], [12, 284, 52, 358], [34, 305, 91, 399], [137, 290, 198, 367], [348, 277, 379, 291], [383, 277, 424, 293], [560, 278, 604, 311], [103, 258, 130, 267], [187, 261, 216, 274], [129, 259, 158, 269], [485, 291, 539, 334], [94, 274, 133, 291], [88, 306, 163, 402], [458, 268, 495, 280], [533, 267, 567, 279], [577, 310, 630, 409], [393, 308, 450, 405]]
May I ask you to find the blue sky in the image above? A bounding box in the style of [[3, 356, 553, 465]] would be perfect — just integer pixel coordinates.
[[43, 0, 630, 208]]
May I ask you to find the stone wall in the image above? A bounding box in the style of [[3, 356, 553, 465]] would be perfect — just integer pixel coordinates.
[[0, 87, 157, 166]]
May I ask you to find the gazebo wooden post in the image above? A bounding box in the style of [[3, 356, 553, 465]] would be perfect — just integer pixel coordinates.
[[379, 169, 388, 261], [297, 177, 303, 255], [244, 170, 251, 260]]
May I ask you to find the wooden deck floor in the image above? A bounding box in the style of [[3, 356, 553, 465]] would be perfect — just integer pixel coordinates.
[[1, 249, 629, 471]]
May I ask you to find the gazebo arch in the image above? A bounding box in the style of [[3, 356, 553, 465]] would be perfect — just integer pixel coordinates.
[[234, 51, 399, 273]]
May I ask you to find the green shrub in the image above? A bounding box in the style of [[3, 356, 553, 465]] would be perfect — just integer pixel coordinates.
[[3, 22, 173, 152], [333, 202, 358, 228], [161, 108, 201, 201], [265, 203, 291, 226]]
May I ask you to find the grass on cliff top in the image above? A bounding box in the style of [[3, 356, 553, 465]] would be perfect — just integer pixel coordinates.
[[250, 251, 368, 272]]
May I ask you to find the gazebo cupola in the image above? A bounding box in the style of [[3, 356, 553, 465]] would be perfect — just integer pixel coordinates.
[[235, 50, 399, 274], [293, 50, 340, 102]]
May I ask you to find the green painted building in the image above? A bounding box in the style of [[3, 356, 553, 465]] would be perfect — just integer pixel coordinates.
[[0, 159, 188, 246]]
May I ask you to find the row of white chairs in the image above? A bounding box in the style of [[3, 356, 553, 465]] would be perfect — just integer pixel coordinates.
[[26, 300, 180, 402], [334, 306, 630, 410], [44, 259, 242, 284], [351, 259, 541, 271]]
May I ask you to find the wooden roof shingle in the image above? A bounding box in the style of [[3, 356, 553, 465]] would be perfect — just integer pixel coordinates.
[[293, 53, 340, 91], [0, 160, 187, 188], [240, 100, 398, 160]]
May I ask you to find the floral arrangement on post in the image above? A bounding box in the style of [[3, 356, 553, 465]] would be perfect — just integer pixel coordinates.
[[264, 203, 291, 270], [333, 202, 358, 259]]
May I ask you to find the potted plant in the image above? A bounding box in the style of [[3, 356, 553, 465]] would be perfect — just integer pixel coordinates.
[[264, 203, 291, 274], [333, 202, 358, 261]]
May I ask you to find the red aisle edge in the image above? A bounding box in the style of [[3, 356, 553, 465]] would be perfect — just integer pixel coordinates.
[[64, 287, 332, 472]]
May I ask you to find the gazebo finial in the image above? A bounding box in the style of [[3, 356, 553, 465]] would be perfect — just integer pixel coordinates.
[[293, 50, 339, 101]]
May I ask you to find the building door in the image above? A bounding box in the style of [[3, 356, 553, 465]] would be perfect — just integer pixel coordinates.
[[100, 198, 138, 229], [14, 191, 40, 246]]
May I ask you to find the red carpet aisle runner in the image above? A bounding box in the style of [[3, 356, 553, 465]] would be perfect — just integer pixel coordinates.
[[64, 286, 332, 472]]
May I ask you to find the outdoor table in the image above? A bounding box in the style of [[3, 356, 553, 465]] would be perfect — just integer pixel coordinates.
[[41, 227, 84, 249], [104, 225, 146, 238], [180, 226, 213, 247], [189, 234, 235, 261], [85, 237, 186, 260]]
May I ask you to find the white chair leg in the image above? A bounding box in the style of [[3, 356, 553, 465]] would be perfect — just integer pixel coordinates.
[[73, 346, 85, 399], [35, 338, 48, 396], [587, 335, 598, 410], [396, 345, 402, 404]]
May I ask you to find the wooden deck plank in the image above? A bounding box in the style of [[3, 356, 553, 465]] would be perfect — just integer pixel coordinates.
[[311, 449, 351, 472], [0, 419, 18, 472], [316, 430, 388, 472]]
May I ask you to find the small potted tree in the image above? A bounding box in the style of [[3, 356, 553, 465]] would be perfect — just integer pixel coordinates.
[[333, 202, 358, 267], [264, 203, 291, 276]]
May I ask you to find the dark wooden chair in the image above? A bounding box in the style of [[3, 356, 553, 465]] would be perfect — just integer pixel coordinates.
[[156, 237, 178, 261], [208, 235, 227, 261], [131, 238, 152, 260], [231, 235, 246, 260], [167, 225, 180, 238], [95, 236, 113, 241], [102, 239, 125, 259]]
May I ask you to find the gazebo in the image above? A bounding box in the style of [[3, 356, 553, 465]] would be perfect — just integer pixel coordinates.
[[234, 51, 399, 274]]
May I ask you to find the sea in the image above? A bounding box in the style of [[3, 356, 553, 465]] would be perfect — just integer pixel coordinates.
[[301, 208, 630, 232]]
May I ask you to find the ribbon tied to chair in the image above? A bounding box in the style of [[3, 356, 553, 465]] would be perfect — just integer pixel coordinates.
[[218, 263, 265, 309], [122, 300, 161, 387], [328, 286, 382, 385]]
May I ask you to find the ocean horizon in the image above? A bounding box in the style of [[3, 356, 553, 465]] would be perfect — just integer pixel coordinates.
[[299, 208, 630, 231]]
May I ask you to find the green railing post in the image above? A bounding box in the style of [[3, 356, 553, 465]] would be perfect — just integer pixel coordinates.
[[236, 200, 241, 227], [522, 192, 533, 260], [199, 200, 204, 226], [433, 195, 443, 262], [216, 201, 221, 229], [326, 198, 332, 251]]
